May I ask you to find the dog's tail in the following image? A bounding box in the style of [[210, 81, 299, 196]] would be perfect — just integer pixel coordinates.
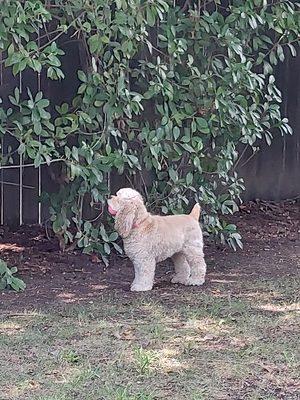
[[190, 203, 201, 221]]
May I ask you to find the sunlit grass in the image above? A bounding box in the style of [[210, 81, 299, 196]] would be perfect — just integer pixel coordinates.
[[1, 275, 299, 399]]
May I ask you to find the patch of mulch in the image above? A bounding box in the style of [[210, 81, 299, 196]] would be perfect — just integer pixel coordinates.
[[0, 200, 299, 310], [232, 199, 299, 242]]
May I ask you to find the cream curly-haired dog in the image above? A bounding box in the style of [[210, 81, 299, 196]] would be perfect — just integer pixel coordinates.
[[108, 188, 207, 292]]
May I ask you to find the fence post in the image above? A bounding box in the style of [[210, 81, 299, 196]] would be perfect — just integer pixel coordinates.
[[0, 51, 3, 225], [19, 71, 23, 226], [37, 26, 42, 226]]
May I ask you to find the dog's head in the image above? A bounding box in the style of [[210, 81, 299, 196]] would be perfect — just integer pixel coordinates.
[[107, 188, 147, 238]]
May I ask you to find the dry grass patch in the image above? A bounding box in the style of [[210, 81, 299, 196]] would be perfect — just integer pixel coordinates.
[[1, 275, 299, 400]]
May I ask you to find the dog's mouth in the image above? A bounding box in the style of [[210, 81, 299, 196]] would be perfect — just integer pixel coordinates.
[[108, 205, 117, 216]]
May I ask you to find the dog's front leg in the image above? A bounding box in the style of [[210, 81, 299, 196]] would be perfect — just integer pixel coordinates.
[[130, 259, 155, 292]]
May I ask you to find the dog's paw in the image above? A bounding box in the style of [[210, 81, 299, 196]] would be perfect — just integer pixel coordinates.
[[171, 275, 190, 285], [187, 277, 205, 286], [130, 282, 153, 292]]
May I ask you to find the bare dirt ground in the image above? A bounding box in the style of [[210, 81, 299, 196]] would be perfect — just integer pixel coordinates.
[[0, 199, 299, 309]]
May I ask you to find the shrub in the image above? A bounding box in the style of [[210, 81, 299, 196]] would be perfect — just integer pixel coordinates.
[[0, 259, 26, 291], [0, 1, 299, 260]]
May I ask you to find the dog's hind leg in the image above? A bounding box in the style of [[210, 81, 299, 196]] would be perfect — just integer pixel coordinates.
[[171, 252, 190, 285], [183, 246, 206, 286]]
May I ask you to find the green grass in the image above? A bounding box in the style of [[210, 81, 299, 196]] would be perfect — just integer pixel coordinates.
[[0, 276, 299, 400]]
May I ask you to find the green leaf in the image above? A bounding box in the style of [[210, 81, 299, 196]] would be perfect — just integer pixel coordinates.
[[196, 117, 209, 133], [182, 143, 195, 153], [109, 232, 118, 241], [161, 116, 168, 126], [77, 70, 87, 82], [116, 0, 122, 9], [72, 146, 79, 162], [88, 34, 101, 54], [146, 6, 156, 27], [169, 168, 178, 182], [37, 99, 50, 109], [112, 242, 123, 254], [191, 120, 196, 133], [10, 277, 26, 292], [14, 87, 20, 103], [61, 103, 69, 114], [173, 126, 180, 140], [18, 143, 26, 154], [249, 16, 257, 29], [34, 153, 42, 168], [101, 35, 110, 44], [104, 242, 111, 255], [161, 206, 168, 214], [34, 122, 42, 135], [287, 43, 297, 57], [186, 172, 193, 186]]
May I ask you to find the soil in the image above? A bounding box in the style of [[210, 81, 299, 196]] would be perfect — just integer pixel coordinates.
[[1, 199, 299, 311]]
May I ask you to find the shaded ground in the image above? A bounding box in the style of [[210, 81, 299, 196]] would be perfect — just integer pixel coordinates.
[[0, 200, 299, 399], [0, 199, 299, 308]]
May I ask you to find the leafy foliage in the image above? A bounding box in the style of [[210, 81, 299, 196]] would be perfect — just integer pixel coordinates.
[[0, 259, 26, 291], [0, 0, 299, 257]]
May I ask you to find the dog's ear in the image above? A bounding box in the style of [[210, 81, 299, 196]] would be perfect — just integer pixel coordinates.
[[115, 202, 136, 238]]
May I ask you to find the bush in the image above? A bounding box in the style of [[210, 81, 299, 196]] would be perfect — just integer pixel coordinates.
[[0, 1, 299, 261], [0, 259, 26, 291]]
